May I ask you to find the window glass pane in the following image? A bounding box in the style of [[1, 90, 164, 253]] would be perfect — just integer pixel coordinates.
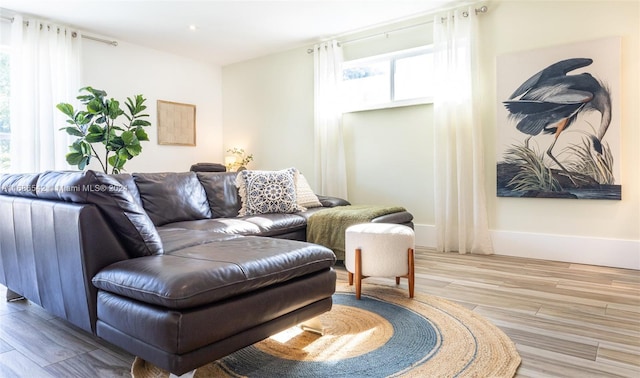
[[394, 53, 432, 101], [342, 61, 390, 110], [0, 50, 9, 173], [341, 46, 432, 112]]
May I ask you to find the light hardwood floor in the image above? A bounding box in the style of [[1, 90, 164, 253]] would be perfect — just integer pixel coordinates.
[[0, 248, 638, 377]]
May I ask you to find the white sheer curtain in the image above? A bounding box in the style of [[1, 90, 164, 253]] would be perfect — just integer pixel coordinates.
[[10, 15, 81, 173], [313, 40, 348, 199], [432, 7, 493, 254]]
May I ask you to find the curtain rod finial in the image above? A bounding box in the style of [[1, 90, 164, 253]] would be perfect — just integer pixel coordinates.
[[475, 5, 488, 15]]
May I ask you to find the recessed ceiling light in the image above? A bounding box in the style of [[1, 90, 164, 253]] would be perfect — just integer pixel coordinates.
[[188, 25, 197, 31]]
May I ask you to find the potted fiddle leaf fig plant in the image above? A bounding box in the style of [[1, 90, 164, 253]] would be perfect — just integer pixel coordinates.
[[57, 86, 151, 174]]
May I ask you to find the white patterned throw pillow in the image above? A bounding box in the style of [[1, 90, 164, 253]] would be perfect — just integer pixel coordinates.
[[236, 168, 300, 216]]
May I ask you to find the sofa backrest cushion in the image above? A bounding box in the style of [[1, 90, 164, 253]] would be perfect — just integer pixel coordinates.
[[0, 173, 40, 197], [111, 173, 144, 209], [33, 170, 163, 257], [195, 172, 241, 218], [133, 172, 212, 226]]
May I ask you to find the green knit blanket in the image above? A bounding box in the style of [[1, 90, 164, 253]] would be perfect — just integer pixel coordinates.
[[307, 205, 406, 260]]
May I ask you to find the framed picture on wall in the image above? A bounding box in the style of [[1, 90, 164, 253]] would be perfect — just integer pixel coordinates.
[[496, 37, 621, 200], [157, 100, 196, 146]]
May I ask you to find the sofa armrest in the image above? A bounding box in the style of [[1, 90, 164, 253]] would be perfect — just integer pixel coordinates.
[[316, 195, 350, 208], [0, 197, 130, 333]]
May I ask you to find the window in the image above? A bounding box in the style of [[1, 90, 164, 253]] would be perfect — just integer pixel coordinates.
[[0, 47, 8, 173], [341, 46, 433, 112]]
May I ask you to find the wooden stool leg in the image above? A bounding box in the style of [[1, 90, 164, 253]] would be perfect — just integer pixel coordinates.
[[395, 277, 400, 285], [408, 248, 415, 298], [355, 248, 362, 300], [348, 272, 354, 286]]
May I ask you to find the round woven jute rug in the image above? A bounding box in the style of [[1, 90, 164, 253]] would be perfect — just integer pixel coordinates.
[[132, 282, 521, 378]]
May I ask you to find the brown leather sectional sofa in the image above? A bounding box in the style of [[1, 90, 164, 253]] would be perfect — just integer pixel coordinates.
[[0, 169, 413, 375]]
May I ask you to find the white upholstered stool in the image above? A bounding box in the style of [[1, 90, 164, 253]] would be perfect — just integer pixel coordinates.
[[345, 223, 415, 299]]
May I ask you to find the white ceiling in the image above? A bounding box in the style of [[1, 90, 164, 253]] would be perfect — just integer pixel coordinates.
[[0, 0, 456, 66]]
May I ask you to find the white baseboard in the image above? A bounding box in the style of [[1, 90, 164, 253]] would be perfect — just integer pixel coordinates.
[[414, 224, 640, 270]]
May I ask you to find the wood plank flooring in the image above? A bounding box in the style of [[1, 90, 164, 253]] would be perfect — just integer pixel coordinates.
[[0, 248, 638, 377]]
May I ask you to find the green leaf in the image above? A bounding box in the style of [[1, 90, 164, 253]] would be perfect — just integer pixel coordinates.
[[131, 119, 151, 127], [105, 143, 119, 151], [107, 99, 123, 119], [74, 112, 91, 126], [108, 154, 127, 170], [82, 86, 107, 98], [87, 98, 104, 114], [117, 148, 131, 160], [63, 127, 84, 137], [107, 135, 123, 149], [126, 144, 142, 156], [87, 124, 103, 134], [56, 103, 75, 117], [66, 152, 85, 165], [130, 95, 147, 114], [85, 125, 105, 143], [68, 143, 82, 154], [107, 155, 118, 168], [135, 128, 149, 141], [125, 97, 135, 115], [108, 128, 119, 140], [85, 133, 104, 143], [79, 141, 91, 156], [77, 94, 94, 103], [121, 130, 135, 144]]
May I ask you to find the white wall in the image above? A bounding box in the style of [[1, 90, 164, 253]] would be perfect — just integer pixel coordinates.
[[221, 0, 639, 269], [82, 39, 222, 173], [342, 105, 435, 225], [221, 47, 315, 177]]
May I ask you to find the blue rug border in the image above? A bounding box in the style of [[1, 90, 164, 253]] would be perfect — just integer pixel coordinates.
[[219, 293, 444, 377]]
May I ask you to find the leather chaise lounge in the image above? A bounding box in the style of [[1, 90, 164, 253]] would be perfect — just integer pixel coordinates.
[[0, 169, 413, 375]]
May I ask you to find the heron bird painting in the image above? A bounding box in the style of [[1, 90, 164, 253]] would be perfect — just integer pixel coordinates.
[[496, 38, 621, 200]]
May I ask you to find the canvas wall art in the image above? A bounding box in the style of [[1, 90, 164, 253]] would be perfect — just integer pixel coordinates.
[[157, 100, 196, 146], [496, 37, 621, 200]]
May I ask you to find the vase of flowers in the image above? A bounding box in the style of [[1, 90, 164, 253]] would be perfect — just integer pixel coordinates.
[[225, 148, 253, 172]]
